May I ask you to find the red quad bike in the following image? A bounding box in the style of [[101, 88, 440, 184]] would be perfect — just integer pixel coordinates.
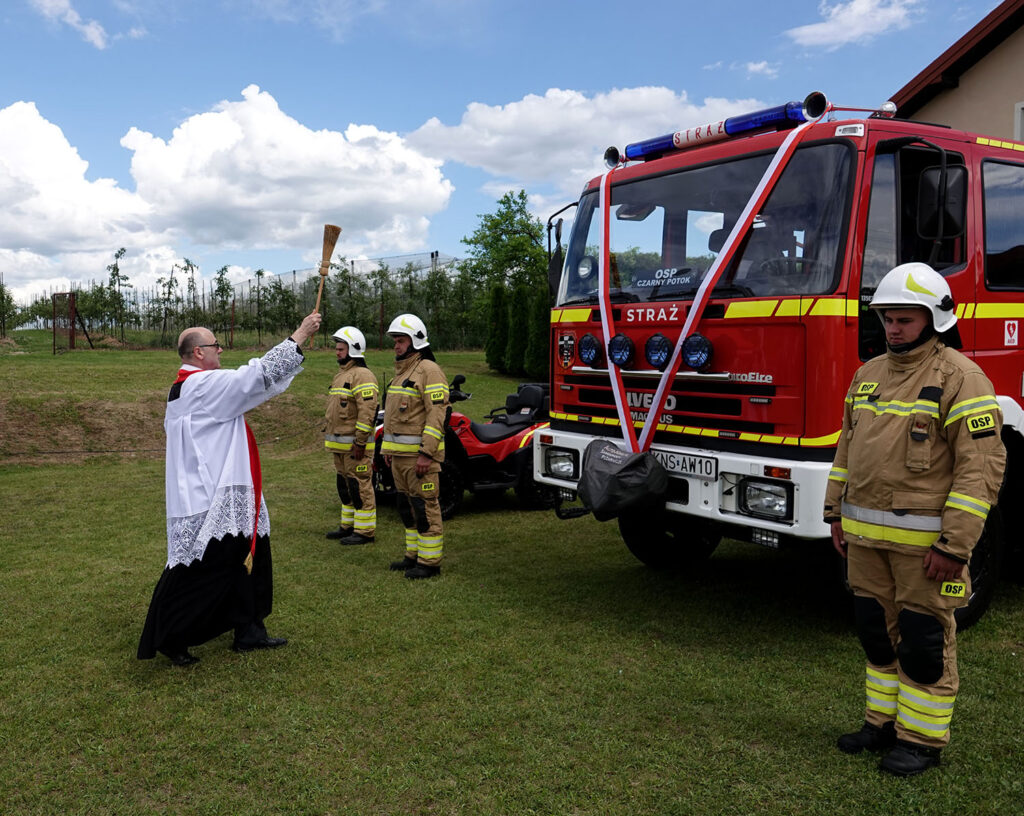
[[372, 375, 558, 519]]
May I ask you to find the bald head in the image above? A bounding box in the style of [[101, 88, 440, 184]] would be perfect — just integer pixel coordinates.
[[178, 327, 222, 369]]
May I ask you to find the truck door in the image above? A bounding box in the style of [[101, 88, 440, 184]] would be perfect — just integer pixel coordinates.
[[857, 139, 968, 361]]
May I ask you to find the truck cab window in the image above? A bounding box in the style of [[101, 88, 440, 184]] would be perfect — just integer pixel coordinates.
[[556, 143, 852, 306], [983, 160, 1024, 290], [859, 146, 966, 360]]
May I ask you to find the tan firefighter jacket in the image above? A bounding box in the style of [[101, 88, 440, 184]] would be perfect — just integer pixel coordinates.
[[324, 360, 379, 453], [823, 336, 1005, 563], [381, 351, 449, 461]]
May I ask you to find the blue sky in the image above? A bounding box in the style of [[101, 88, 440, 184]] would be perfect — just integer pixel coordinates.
[[0, 0, 1003, 302]]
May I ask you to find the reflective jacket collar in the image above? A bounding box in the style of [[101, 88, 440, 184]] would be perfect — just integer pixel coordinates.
[[885, 335, 941, 373], [394, 351, 422, 378]]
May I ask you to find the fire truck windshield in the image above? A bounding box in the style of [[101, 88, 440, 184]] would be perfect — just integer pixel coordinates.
[[557, 142, 853, 306]]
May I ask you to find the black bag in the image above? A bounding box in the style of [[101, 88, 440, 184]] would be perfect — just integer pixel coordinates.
[[577, 439, 668, 522]]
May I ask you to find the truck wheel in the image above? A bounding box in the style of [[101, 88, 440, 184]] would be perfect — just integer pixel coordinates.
[[372, 453, 395, 505], [516, 473, 560, 510], [439, 460, 464, 521], [618, 510, 720, 569], [954, 507, 1004, 630]]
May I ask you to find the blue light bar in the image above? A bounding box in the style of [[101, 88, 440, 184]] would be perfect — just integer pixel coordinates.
[[621, 91, 828, 162]]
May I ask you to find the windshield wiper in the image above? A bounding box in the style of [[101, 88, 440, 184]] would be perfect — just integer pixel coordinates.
[[560, 294, 599, 306], [672, 283, 754, 299]]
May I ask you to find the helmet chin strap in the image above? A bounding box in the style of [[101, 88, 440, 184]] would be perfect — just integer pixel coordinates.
[[888, 324, 935, 354]]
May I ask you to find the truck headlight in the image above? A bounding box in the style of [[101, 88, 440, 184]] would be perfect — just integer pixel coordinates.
[[545, 447, 579, 480], [738, 478, 793, 521]]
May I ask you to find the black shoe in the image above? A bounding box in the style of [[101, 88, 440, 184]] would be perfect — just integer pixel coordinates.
[[326, 526, 353, 540], [389, 556, 417, 571], [405, 564, 441, 580], [837, 721, 896, 754], [167, 650, 199, 667], [232, 636, 288, 653], [339, 532, 374, 546], [880, 740, 941, 777]]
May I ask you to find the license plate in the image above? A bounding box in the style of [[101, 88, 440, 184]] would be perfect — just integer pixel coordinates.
[[651, 449, 718, 480]]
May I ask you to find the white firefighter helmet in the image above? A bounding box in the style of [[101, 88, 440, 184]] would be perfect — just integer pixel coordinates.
[[386, 313, 429, 349], [330, 326, 366, 358], [869, 262, 957, 333]]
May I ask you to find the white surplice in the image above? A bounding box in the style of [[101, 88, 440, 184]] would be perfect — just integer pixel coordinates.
[[164, 339, 304, 568]]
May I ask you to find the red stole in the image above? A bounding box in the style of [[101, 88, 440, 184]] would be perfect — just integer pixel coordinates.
[[175, 368, 262, 573]]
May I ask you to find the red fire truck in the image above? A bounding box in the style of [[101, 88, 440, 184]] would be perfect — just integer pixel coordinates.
[[534, 92, 1023, 625]]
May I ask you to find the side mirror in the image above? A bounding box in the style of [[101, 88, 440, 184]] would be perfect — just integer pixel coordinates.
[[547, 218, 564, 298], [917, 165, 966, 240]]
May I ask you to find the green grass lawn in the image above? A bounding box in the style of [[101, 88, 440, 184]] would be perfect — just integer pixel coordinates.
[[1, 338, 1023, 814]]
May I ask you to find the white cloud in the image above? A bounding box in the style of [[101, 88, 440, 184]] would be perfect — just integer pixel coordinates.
[[121, 85, 452, 257], [0, 87, 455, 301], [745, 61, 780, 79], [29, 0, 109, 49], [408, 87, 763, 202], [786, 0, 922, 50]]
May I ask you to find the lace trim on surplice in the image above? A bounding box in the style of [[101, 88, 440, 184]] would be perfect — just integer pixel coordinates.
[[166, 484, 270, 568], [260, 340, 303, 386]]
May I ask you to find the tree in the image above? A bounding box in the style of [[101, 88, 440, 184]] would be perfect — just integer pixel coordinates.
[[485, 284, 508, 373], [524, 286, 550, 381], [106, 248, 131, 342], [212, 266, 233, 335], [0, 278, 17, 338], [504, 283, 530, 376], [463, 190, 550, 374], [461, 190, 547, 291]]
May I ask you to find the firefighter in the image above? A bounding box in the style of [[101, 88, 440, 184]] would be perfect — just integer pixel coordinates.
[[381, 313, 449, 579], [323, 326, 379, 545], [824, 262, 1005, 776]]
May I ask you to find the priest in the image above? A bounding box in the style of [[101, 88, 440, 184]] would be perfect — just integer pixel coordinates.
[[138, 312, 322, 666]]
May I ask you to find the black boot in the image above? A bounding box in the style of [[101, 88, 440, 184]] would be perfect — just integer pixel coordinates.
[[879, 740, 941, 777], [405, 564, 441, 580], [339, 532, 374, 546], [837, 720, 896, 754], [326, 526, 353, 540], [389, 556, 417, 571]]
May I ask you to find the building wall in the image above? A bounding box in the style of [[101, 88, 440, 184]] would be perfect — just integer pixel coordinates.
[[908, 23, 1024, 140]]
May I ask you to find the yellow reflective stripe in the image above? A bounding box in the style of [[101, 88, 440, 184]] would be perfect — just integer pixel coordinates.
[[329, 387, 349, 396], [417, 534, 443, 557], [867, 666, 899, 685], [388, 385, 419, 397], [355, 421, 373, 433], [976, 135, 1024, 152], [802, 431, 841, 446], [944, 395, 1001, 427], [841, 518, 939, 547], [519, 422, 549, 448], [774, 299, 804, 317], [865, 667, 899, 714], [556, 307, 592, 323], [974, 303, 1024, 319], [899, 683, 956, 710], [852, 397, 940, 417], [828, 466, 848, 483], [356, 385, 379, 397], [423, 426, 443, 440], [944, 492, 990, 519], [809, 298, 848, 317], [725, 300, 778, 318], [381, 441, 420, 453], [898, 683, 955, 738], [548, 411, 841, 446]]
